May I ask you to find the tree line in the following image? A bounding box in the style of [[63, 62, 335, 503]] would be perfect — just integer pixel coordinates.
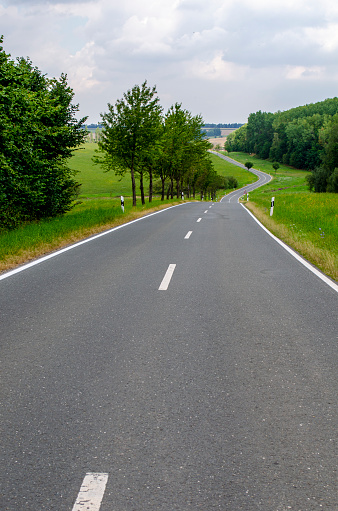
[[225, 98, 338, 192], [95, 81, 234, 206], [0, 37, 87, 229], [0, 34, 235, 231]]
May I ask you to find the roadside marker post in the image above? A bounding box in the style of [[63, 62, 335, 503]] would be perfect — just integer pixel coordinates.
[[121, 195, 124, 213], [270, 196, 275, 216]]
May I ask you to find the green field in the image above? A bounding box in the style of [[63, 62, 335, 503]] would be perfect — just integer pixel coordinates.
[[69, 143, 131, 197]]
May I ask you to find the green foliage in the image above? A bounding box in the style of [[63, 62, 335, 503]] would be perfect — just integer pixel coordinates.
[[96, 81, 163, 206], [327, 168, 338, 193], [0, 36, 87, 229], [96, 87, 219, 203], [225, 124, 247, 152], [226, 97, 338, 193], [245, 161, 253, 170], [272, 162, 280, 173]]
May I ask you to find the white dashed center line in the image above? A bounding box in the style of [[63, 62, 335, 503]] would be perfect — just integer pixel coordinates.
[[72, 473, 108, 511], [184, 231, 193, 239], [159, 264, 176, 290], [197, 218, 202, 222], [204, 210, 208, 213]]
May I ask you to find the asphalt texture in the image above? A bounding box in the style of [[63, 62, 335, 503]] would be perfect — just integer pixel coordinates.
[[0, 189, 337, 510]]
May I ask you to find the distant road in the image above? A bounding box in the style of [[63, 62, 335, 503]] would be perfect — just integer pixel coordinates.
[[0, 194, 337, 509], [210, 151, 272, 202]]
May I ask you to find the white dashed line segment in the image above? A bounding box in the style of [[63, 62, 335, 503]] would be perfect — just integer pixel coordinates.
[[197, 218, 202, 223], [159, 264, 176, 290], [72, 473, 108, 511], [184, 231, 193, 239]]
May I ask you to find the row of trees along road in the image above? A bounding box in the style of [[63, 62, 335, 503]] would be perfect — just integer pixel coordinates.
[[225, 98, 338, 193], [0, 37, 87, 229], [96, 81, 228, 206]]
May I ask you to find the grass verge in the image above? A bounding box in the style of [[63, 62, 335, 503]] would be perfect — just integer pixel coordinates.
[[0, 198, 182, 274], [228, 152, 338, 281]]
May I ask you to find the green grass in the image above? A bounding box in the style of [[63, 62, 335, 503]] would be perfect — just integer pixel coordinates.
[[228, 152, 338, 280], [209, 153, 257, 189], [69, 143, 131, 197]]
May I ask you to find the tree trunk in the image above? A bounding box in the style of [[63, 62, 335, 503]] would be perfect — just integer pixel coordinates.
[[161, 177, 165, 200], [167, 182, 172, 200], [140, 170, 145, 205], [148, 167, 153, 203], [170, 178, 174, 199], [131, 165, 137, 206]]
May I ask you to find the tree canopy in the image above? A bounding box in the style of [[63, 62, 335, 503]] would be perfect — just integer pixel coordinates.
[[225, 98, 338, 192], [0, 36, 87, 229], [96, 85, 229, 204]]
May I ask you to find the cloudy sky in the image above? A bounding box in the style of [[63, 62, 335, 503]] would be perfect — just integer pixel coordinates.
[[1, 0, 338, 124]]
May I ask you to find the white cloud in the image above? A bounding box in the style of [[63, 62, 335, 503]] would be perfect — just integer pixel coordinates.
[[285, 65, 325, 80], [189, 52, 248, 82], [1, 0, 338, 123]]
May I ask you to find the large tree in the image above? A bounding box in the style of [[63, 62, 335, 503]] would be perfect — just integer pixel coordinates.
[[0, 37, 87, 229], [97, 81, 163, 206], [155, 103, 211, 199]]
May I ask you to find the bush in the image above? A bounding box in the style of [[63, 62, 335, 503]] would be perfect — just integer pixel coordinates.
[[0, 37, 87, 229], [326, 168, 338, 192]]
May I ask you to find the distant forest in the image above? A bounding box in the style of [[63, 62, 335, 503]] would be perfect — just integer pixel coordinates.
[[85, 122, 243, 139], [203, 123, 244, 129], [202, 123, 243, 138], [225, 98, 338, 192]]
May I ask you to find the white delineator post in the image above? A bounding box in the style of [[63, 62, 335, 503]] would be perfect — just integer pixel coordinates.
[[270, 196, 275, 216], [121, 195, 124, 213]]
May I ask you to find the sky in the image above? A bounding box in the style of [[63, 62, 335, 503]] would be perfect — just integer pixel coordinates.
[[1, 0, 338, 124]]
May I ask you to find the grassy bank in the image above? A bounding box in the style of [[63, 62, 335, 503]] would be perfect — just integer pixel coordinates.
[[227, 152, 338, 281]]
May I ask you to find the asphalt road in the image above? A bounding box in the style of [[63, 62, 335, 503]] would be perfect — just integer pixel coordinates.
[[0, 185, 337, 509]]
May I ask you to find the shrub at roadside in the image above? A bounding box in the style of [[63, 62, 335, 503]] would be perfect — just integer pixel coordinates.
[[0, 36, 87, 230]]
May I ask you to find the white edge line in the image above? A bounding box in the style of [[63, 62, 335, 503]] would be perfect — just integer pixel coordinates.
[[72, 472, 108, 511], [184, 231, 193, 239], [159, 264, 176, 290], [0, 203, 189, 281], [241, 204, 338, 293]]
